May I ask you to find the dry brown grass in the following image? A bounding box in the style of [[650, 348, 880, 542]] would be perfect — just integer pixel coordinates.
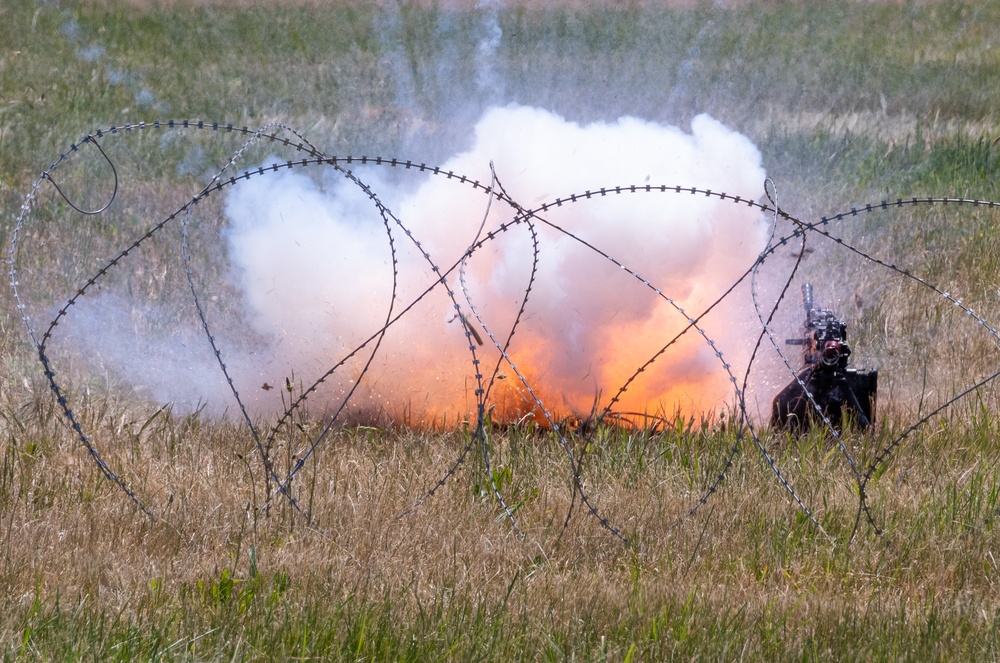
[[3, 364, 998, 656]]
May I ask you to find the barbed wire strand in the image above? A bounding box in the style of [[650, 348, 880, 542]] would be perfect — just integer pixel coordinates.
[[10, 118, 1000, 549]]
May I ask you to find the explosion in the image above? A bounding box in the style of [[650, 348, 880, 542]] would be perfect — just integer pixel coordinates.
[[223, 105, 770, 424]]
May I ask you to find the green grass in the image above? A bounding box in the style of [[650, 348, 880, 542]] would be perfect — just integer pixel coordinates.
[[10, 582, 1000, 660], [3, 1, 1000, 184], [4, 0, 1000, 660]]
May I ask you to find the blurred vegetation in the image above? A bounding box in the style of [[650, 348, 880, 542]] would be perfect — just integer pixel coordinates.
[[2, 1, 999, 182]]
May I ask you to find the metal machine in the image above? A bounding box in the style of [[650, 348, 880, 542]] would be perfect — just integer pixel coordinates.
[[771, 284, 877, 431]]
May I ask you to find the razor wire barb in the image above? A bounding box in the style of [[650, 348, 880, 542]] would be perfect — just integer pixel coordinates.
[[9, 118, 1000, 549]]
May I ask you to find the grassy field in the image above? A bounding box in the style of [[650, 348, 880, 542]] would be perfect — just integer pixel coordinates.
[[3, 0, 1000, 660]]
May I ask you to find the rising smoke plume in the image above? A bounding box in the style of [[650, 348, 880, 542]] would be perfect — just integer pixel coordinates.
[[222, 104, 770, 424]]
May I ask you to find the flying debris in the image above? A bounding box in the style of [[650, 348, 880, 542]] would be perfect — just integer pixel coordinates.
[[771, 284, 878, 432]]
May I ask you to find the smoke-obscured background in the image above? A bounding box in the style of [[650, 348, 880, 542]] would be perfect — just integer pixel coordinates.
[[4, 0, 1000, 424]]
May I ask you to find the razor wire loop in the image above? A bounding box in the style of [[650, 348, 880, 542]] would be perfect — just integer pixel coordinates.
[[9, 121, 335, 522], [797, 197, 1000, 539], [456, 184, 619, 542], [399, 196, 542, 520], [11, 118, 1000, 548], [525, 196, 755, 541], [459, 183, 792, 543], [249, 159, 407, 515], [749, 219, 890, 544], [751, 180, 851, 525], [268, 158, 497, 517], [398, 219, 538, 518], [259, 157, 522, 522], [737, 179, 831, 534], [455, 163, 525, 536], [516, 184, 826, 532], [12, 126, 385, 517], [42, 135, 119, 216], [375, 163, 625, 542], [457, 167, 664, 543], [749, 212, 882, 549], [178, 122, 327, 507], [255, 161, 632, 542], [744, 195, 1000, 546], [7, 128, 163, 517]]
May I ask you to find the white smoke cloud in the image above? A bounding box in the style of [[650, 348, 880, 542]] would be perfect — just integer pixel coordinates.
[[223, 104, 770, 422]]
